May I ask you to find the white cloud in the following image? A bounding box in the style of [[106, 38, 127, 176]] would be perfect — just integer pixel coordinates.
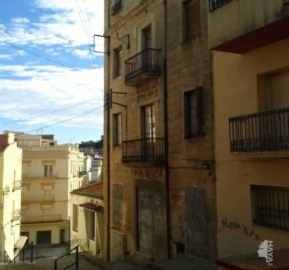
[[0, 0, 104, 141], [73, 48, 90, 58]]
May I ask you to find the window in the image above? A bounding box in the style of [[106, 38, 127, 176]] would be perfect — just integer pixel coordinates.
[[141, 104, 156, 139], [182, 0, 201, 41], [88, 211, 95, 240], [73, 204, 79, 232], [142, 26, 152, 50], [44, 165, 53, 178], [251, 185, 289, 231], [111, 0, 122, 15], [113, 46, 122, 78], [113, 113, 122, 146], [184, 87, 203, 138]]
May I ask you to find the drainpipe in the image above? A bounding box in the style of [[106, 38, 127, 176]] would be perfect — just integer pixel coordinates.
[[163, 0, 171, 259], [105, 0, 111, 262]]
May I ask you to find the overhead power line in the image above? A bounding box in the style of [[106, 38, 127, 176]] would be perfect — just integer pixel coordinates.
[[25, 106, 104, 134], [0, 40, 84, 72]]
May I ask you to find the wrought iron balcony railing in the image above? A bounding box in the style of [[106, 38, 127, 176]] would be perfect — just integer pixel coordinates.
[[125, 48, 161, 85], [229, 107, 289, 152], [209, 0, 232, 11], [122, 138, 165, 164]]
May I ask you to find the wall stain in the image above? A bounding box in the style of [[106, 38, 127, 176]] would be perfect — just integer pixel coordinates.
[[222, 217, 260, 240]]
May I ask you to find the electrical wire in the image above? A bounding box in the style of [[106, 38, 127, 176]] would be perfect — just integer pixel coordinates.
[[25, 105, 104, 134], [1, 99, 99, 126]]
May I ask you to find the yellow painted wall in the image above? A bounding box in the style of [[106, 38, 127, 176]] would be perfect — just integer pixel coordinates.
[[214, 38, 289, 257]]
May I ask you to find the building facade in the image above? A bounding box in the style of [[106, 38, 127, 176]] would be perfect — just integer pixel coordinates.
[[70, 182, 103, 257], [103, 0, 216, 261], [16, 133, 82, 246], [0, 133, 23, 262], [209, 0, 289, 258]]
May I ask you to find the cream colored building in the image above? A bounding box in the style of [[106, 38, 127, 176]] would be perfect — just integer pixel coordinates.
[[209, 0, 289, 258], [70, 182, 103, 257], [16, 133, 82, 246], [0, 133, 23, 262], [103, 0, 216, 262]]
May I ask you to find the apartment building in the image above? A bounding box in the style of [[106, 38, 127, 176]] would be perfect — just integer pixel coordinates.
[[15, 133, 82, 246], [0, 133, 23, 262], [208, 0, 289, 258], [103, 0, 216, 261]]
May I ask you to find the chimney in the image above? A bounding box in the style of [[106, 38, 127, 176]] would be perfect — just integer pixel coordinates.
[[0, 133, 15, 146]]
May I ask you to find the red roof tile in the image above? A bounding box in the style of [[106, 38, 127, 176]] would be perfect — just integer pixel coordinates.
[[71, 182, 103, 198]]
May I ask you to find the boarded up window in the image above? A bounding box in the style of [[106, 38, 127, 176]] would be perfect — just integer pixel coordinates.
[[113, 184, 123, 228]]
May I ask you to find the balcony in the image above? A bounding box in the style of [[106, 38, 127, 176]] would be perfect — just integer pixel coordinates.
[[209, 0, 232, 11], [209, 1, 289, 53], [22, 195, 55, 204], [122, 138, 165, 164], [22, 214, 63, 224], [229, 108, 289, 152], [125, 48, 161, 86]]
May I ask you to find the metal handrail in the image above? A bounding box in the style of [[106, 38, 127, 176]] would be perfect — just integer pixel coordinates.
[[54, 245, 79, 270], [7, 241, 34, 264], [4, 250, 12, 264]]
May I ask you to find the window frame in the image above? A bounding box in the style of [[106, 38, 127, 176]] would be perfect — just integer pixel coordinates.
[[184, 87, 203, 138], [44, 165, 53, 178], [113, 46, 122, 78], [182, 0, 201, 42], [251, 185, 289, 231], [141, 103, 156, 140], [113, 113, 122, 146]]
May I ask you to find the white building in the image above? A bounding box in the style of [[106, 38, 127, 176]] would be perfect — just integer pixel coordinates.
[[0, 133, 24, 262], [70, 182, 103, 257], [15, 133, 82, 246]]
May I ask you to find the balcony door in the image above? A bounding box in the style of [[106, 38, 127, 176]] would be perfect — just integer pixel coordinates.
[[257, 70, 289, 148], [141, 104, 156, 161], [142, 26, 152, 71]]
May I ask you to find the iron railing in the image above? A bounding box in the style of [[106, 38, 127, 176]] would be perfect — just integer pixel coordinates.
[[54, 245, 79, 270], [252, 185, 289, 231], [229, 108, 289, 152], [122, 138, 165, 164], [209, 0, 232, 11], [125, 48, 161, 84], [4, 241, 34, 264]]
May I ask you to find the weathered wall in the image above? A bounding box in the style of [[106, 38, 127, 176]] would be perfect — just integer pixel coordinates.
[[213, 37, 289, 257]]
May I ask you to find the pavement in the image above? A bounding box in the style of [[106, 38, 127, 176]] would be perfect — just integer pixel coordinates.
[[0, 252, 220, 270]]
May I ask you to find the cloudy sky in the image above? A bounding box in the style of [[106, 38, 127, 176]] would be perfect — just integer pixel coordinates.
[[0, 0, 104, 144]]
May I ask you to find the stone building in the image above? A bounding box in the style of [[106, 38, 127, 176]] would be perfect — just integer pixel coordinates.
[[208, 0, 289, 259], [0, 133, 23, 262], [103, 0, 216, 261]]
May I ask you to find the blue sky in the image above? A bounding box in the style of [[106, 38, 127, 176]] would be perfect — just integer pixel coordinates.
[[0, 0, 104, 144]]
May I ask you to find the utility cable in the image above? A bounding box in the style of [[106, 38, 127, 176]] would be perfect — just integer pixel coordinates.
[[25, 106, 104, 134]]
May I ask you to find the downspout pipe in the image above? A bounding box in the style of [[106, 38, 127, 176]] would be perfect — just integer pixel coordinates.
[[105, 0, 111, 262], [163, 0, 171, 259]]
